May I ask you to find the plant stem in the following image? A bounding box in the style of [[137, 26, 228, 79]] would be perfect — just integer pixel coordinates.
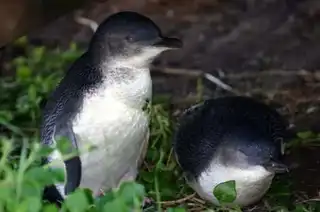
[[15, 139, 28, 202], [154, 150, 164, 212], [0, 141, 11, 169]]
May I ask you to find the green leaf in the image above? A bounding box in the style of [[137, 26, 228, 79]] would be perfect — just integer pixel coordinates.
[[36, 146, 54, 159], [21, 180, 42, 197], [17, 66, 31, 80], [56, 137, 73, 156], [32, 47, 45, 62], [25, 166, 64, 187], [24, 167, 54, 186], [14, 36, 28, 46], [27, 85, 37, 102], [213, 180, 237, 204], [17, 197, 42, 212], [47, 167, 65, 183], [140, 171, 154, 183], [297, 131, 314, 139], [94, 191, 115, 210], [26, 197, 42, 212], [69, 42, 78, 51], [274, 207, 289, 212], [64, 189, 89, 212], [118, 182, 145, 206], [82, 188, 95, 204], [167, 208, 187, 212], [0, 184, 13, 201], [103, 198, 128, 211], [42, 204, 59, 212], [0, 202, 5, 212]]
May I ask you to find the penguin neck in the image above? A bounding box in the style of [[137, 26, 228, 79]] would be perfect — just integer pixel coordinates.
[[84, 45, 154, 108], [107, 57, 150, 73], [87, 48, 151, 75], [86, 52, 152, 109]]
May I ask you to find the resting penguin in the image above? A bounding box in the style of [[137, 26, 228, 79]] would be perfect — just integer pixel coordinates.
[[173, 96, 289, 207], [40, 11, 182, 205]]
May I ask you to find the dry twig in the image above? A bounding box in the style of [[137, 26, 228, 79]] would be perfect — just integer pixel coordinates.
[[151, 66, 238, 94], [74, 11, 98, 32], [160, 193, 196, 207], [191, 197, 206, 205]]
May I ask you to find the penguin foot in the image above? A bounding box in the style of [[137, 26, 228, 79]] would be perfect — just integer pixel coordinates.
[[97, 189, 105, 197], [142, 197, 156, 211]]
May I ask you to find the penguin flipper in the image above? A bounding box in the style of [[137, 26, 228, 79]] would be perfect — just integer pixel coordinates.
[[47, 122, 82, 198]]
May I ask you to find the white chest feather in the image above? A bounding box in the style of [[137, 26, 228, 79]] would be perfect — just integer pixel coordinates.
[[189, 162, 274, 207], [72, 70, 152, 194]]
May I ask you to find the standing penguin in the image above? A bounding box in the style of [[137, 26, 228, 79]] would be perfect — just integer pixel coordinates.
[[40, 11, 182, 204], [173, 96, 289, 207]]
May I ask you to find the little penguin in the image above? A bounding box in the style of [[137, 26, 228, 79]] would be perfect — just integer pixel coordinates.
[[173, 96, 289, 207], [40, 11, 182, 205]]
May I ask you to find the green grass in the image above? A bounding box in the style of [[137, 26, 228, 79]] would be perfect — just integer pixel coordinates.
[[0, 37, 319, 211]]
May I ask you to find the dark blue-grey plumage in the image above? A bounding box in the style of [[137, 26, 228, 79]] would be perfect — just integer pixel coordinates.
[[40, 53, 103, 200], [173, 96, 289, 179]]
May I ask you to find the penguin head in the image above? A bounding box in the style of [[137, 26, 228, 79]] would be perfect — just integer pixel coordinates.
[[218, 126, 288, 174], [88, 11, 182, 66]]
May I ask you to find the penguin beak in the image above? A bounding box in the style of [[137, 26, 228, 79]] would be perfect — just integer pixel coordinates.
[[264, 160, 289, 174], [153, 36, 183, 49]]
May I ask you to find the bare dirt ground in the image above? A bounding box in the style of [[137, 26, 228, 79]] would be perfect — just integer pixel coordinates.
[[1, 0, 320, 208]]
